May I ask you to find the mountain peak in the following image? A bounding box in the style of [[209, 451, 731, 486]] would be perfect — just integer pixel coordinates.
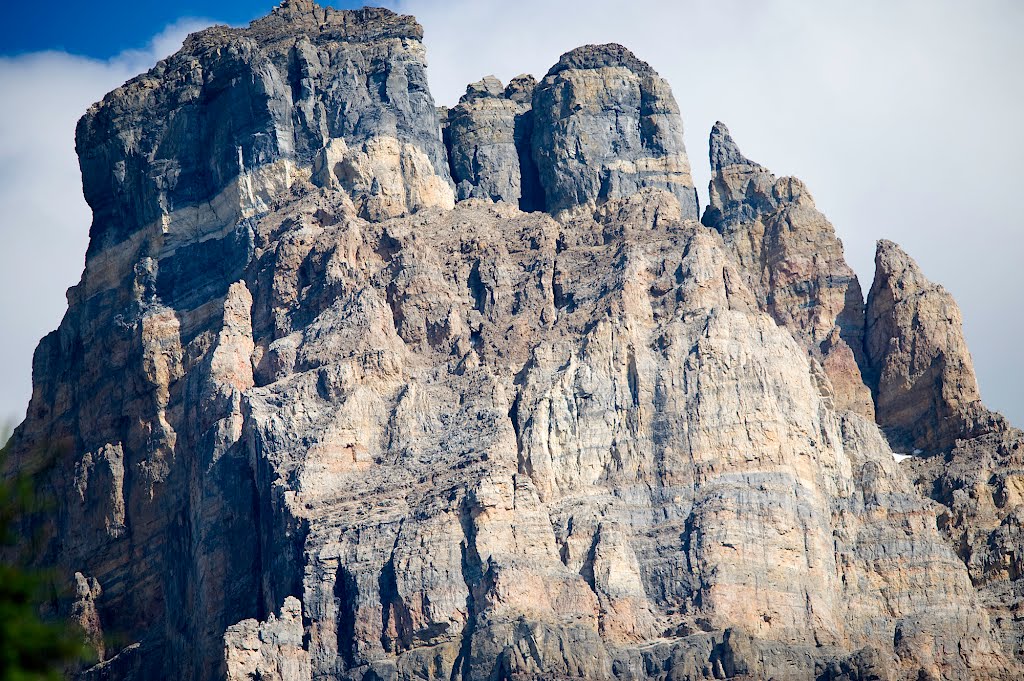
[[9, 4, 1023, 681], [709, 121, 759, 172], [547, 42, 656, 76], [248, 2, 420, 41], [867, 238, 1006, 452]]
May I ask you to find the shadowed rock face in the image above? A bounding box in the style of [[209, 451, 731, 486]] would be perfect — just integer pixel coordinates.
[[4, 3, 1024, 681], [531, 44, 700, 219], [866, 239, 1005, 452], [702, 122, 874, 418], [444, 75, 543, 211]]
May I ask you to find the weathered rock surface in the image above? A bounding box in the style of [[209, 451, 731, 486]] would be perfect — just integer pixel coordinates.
[[532, 44, 699, 219], [863, 239, 1022, 665], [77, 0, 452, 260], [444, 75, 542, 210], [225, 597, 311, 681], [4, 3, 1023, 681], [906, 428, 1024, 668], [702, 122, 873, 418], [866, 239, 1005, 452]]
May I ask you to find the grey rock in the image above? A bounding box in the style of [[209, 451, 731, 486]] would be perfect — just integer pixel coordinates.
[[77, 1, 452, 256], [444, 75, 542, 210], [17, 186, 1018, 679], [905, 427, 1024, 670], [504, 74, 536, 104], [531, 44, 699, 218], [3, 4, 1023, 681]]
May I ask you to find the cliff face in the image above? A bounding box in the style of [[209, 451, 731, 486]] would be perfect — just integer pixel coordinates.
[[702, 122, 873, 419], [5, 2, 1023, 681]]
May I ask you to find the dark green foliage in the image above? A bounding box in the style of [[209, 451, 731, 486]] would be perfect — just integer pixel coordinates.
[[0, 430, 89, 681]]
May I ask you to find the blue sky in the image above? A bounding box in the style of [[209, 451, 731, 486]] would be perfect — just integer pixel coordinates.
[[0, 1, 359, 58]]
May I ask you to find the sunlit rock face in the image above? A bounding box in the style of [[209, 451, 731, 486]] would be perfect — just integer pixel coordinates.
[[4, 2, 1024, 681], [76, 0, 453, 267], [866, 238, 1005, 453]]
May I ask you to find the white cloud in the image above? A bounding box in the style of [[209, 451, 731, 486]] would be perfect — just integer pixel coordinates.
[[391, 0, 1024, 424], [1, 3, 1021, 428], [0, 19, 213, 426]]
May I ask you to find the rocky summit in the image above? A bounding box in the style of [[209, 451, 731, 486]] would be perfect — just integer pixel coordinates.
[[3, 2, 1023, 680]]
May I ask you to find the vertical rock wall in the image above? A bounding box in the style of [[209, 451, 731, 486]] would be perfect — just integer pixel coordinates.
[[531, 44, 700, 219], [444, 75, 543, 211]]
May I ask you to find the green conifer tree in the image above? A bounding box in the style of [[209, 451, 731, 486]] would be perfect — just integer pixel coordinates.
[[0, 428, 88, 681]]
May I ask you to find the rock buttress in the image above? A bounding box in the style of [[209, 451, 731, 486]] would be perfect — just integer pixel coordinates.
[[531, 44, 700, 219], [702, 121, 874, 418]]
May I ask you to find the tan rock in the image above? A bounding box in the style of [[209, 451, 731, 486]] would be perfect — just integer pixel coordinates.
[[224, 597, 311, 681], [702, 122, 874, 418], [5, 5, 1022, 681], [312, 136, 455, 221], [866, 238, 1005, 452]]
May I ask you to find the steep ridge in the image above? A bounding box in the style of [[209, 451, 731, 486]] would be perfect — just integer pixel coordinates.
[[864, 239, 1022, 666], [701, 122, 873, 419], [3, 2, 1023, 681]]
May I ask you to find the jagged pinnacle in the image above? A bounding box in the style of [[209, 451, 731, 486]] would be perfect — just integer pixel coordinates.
[[873, 239, 929, 291], [709, 121, 759, 172]]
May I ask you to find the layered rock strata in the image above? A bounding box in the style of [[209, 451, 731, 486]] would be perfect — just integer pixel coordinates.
[[3, 2, 1023, 681], [865, 239, 1005, 453], [444, 75, 542, 210], [531, 44, 700, 219], [861, 241, 1022, 665], [77, 0, 453, 265], [906, 428, 1024, 669], [701, 122, 874, 418]]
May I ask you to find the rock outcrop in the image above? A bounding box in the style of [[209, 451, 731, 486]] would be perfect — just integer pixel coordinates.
[[4, 3, 1023, 681], [444, 75, 542, 210], [531, 44, 699, 219], [906, 428, 1024, 670], [866, 239, 1004, 452], [702, 122, 873, 418], [77, 0, 452, 260], [225, 597, 311, 681]]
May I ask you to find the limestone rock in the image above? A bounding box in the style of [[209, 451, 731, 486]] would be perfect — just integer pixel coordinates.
[[313, 136, 455, 221], [444, 75, 542, 210], [702, 121, 874, 418], [531, 44, 699, 219], [905, 428, 1024, 670], [3, 3, 1023, 681], [71, 573, 106, 662], [865, 239, 1005, 452], [225, 597, 311, 681], [76, 1, 451, 262]]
